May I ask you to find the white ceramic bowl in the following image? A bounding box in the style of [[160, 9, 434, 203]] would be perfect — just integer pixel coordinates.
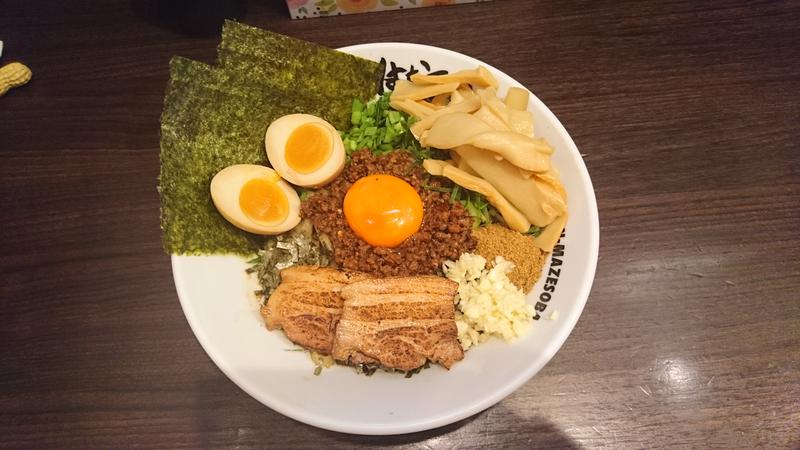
[[172, 43, 599, 435]]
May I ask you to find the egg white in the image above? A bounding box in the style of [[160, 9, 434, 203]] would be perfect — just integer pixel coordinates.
[[210, 164, 301, 235], [265, 114, 345, 188]]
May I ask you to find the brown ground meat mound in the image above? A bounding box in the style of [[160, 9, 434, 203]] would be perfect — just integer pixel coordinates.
[[301, 149, 476, 277]]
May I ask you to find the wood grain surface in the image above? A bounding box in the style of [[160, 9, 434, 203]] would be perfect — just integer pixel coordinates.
[[1, 0, 798, 448]]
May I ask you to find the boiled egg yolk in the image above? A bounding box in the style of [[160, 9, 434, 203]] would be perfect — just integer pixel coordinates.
[[343, 174, 423, 248], [284, 123, 332, 174], [239, 177, 289, 225]]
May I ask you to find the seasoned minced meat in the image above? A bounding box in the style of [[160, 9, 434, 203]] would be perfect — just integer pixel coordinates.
[[301, 149, 476, 277]]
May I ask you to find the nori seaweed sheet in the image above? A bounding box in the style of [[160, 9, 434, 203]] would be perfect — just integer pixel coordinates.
[[218, 21, 384, 129], [159, 24, 384, 256], [159, 56, 369, 255], [160, 57, 265, 255]]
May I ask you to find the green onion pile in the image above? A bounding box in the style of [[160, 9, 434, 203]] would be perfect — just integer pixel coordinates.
[[340, 92, 442, 162]]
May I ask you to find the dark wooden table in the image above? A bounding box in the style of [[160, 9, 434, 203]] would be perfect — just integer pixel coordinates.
[[2, 0, 798, 447]]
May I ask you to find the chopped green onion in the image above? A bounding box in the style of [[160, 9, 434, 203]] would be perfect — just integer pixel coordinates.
[[525, 225, 544, 237], [450, 185, 460, 203]]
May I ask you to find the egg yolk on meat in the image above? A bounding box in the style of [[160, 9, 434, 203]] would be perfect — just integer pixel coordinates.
[[284, 123, 332, 174], [239, 177, 289, 225], [343, 174, 423, 248]]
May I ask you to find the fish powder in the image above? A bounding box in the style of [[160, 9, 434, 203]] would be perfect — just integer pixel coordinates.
[[472, 224, 547, 293]]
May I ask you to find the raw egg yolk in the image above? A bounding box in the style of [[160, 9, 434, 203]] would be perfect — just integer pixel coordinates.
[[343, 174, 423, 248], [239, 178, 289, 225], [285, 123, 332, 174]]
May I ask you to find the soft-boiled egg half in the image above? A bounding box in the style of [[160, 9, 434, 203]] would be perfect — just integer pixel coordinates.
[[343, 174, 424, 248], [210, 164, 301, 235], [265, 114, 345, 188]]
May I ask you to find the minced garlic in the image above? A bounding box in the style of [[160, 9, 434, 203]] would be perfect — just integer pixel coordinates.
[[443, 253, 536, 351]]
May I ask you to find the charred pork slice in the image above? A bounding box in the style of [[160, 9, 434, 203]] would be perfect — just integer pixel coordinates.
[[332, 276, 464, 371], [262, 265, 370, 354]]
